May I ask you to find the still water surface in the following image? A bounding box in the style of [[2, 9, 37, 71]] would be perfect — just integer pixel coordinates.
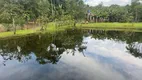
[[0, 29, 142, 80]]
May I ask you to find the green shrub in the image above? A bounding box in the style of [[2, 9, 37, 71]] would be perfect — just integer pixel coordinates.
[[55, 15, 75, 28]]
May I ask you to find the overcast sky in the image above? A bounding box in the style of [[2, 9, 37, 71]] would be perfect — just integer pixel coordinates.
[[84, 0, 131, 6]]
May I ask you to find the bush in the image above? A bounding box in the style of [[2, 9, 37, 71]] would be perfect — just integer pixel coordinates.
[[55, 15, 75, 28]]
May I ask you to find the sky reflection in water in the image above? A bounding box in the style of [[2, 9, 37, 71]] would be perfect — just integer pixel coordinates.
[[0, 30, 142, 80]]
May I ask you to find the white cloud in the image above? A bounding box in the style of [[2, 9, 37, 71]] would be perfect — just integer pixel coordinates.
[[84, 0, 131, 6], [86, 38, 142, 67]]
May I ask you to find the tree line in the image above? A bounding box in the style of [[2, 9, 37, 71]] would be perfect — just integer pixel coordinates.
[[0, 0, 142, 33], [0, 0, 86, 32], [88, 0, 142, 22]]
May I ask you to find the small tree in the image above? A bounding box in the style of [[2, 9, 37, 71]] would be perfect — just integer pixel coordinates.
[[37, 0, 50, 31], [0, 0, 24, 34]]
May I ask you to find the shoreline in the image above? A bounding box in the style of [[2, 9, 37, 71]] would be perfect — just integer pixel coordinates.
[[0, 22, 142, 39]]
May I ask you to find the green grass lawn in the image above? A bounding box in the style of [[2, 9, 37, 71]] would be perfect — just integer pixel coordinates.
[[0, 29, 37, 38], [77, 22, 142, 29], [0, 22, 71, 39]]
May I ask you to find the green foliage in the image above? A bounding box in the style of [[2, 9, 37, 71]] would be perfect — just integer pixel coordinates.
[[89, 1, 142, 22], [0, 0, 142, 33], [0, 0, 86, 31], [55, 15, 75, 28]]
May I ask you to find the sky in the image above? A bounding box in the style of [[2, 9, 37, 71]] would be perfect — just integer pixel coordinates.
[[84, 0, 131, 6]]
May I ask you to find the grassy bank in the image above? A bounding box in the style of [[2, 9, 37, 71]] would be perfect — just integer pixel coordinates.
[[77, 23, 142, 29], [0, 22, 66, 39], [0, 29, 36, 38], [1, 22, 142, 39]]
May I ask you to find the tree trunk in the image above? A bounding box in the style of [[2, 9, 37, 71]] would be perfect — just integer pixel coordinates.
[[40, 16, 44, 31], [13, 18, 16, 34], [135, 9, 138, 22]]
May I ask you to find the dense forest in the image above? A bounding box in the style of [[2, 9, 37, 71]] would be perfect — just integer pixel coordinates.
[[89, 0, 142, 22], [0, 0, 142, 31], [0, 0, 85, 25]]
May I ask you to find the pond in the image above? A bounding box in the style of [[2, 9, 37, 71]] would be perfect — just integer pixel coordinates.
[[0, 29, 142, 80]]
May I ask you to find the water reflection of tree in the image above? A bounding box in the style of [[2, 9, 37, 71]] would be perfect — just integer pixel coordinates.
[[85, 29, 142, 58], [0, 29, 86, 66], [126, 43, 142, 58], [0, 29, 141, 66]]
